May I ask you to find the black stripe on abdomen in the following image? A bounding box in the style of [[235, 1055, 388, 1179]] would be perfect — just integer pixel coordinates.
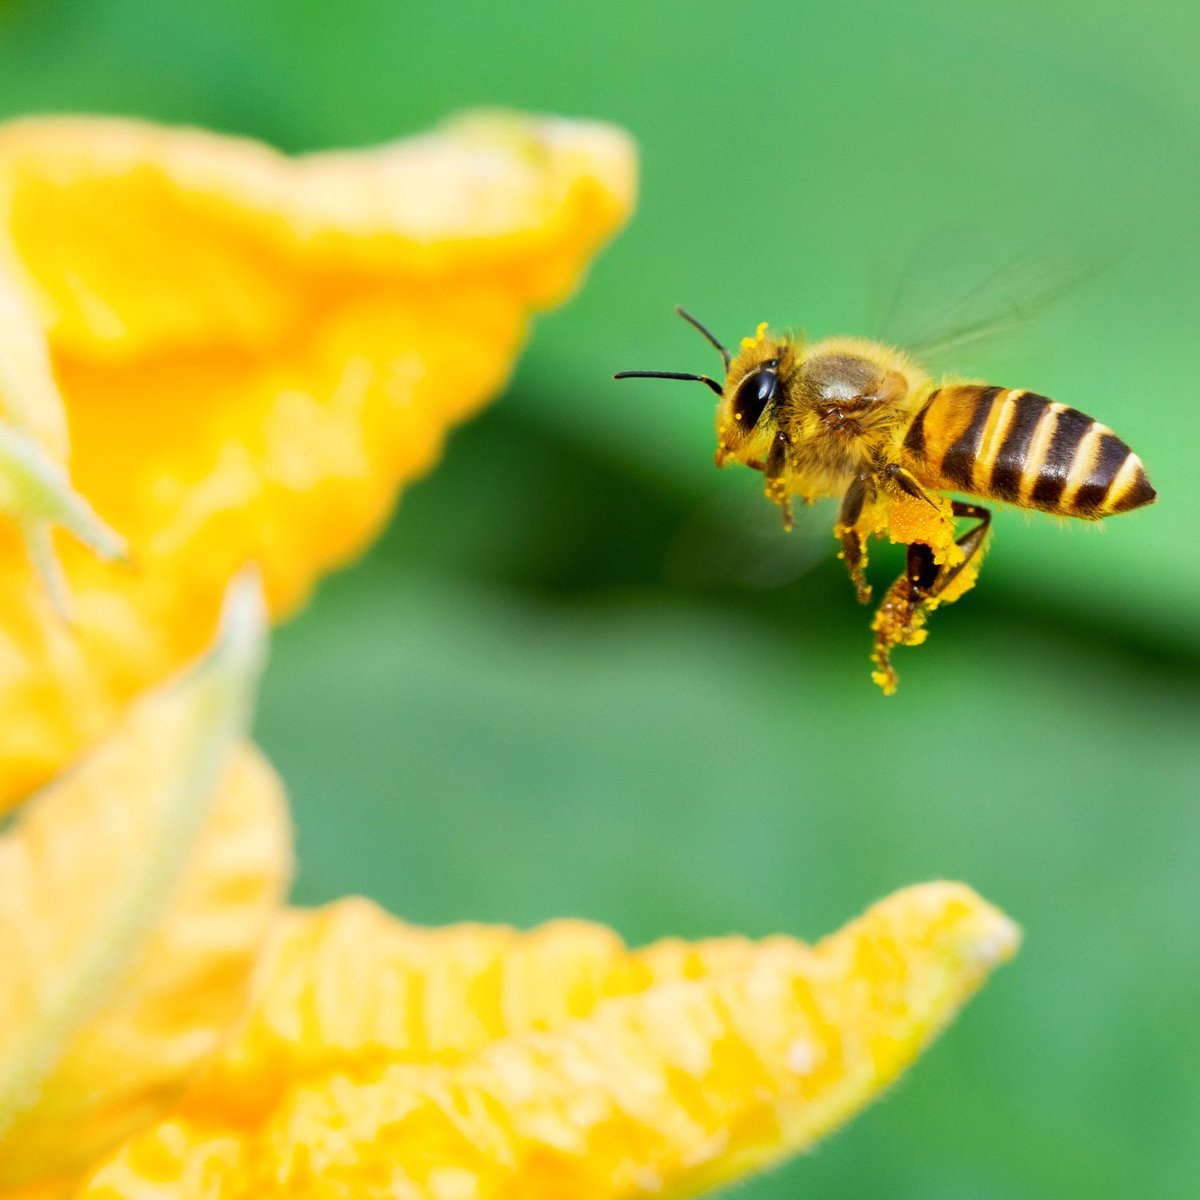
[[940, 386, 1000, 489], [990, 392, 1051, 502], [903, 391, 937, 459], [1072, 433, 1132, 513], [1029, 406, 1095, 509]]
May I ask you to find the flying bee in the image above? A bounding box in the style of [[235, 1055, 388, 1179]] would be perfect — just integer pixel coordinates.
[[616, 308, 1156, 693]]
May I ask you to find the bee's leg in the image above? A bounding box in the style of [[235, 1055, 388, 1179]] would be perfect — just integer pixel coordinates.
[[839, 530, 869, 603], [869, 504, 992, 695], [870, 544, 936, 695], [882, 463, 942, 512], [933, 502, 992, 600], [763, 430, 793, 531], [834, 472, 872, 603]]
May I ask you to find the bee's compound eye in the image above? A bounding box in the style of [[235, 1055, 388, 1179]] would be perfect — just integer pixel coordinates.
[[733, 368, 777, 430]]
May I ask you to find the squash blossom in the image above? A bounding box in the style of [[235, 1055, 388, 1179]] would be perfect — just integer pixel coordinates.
[[0, 110, 636, 811], [0, 113, 1021, 1197]]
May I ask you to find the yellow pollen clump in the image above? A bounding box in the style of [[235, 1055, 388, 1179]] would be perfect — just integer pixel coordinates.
[[884, 490, 962, 565], [740, 320, 770, 351]]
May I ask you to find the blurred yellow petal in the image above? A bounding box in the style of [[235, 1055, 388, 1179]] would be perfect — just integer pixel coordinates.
[[0, 111, 636, 810], [0, 264, 67, 458], [0, 576, 292, 1189], [69, 882, 1017, 1198], [0, 268, 124, 612]]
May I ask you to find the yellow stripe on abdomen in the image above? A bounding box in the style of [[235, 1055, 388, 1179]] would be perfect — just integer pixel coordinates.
[[972, 388, 1023, 494]]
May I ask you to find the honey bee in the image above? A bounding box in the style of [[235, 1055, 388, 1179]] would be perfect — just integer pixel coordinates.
[[616, 308, 1156, 693]]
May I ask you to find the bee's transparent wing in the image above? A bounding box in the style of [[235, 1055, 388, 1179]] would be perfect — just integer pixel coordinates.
[[872, 225, 1117, 375], [664, 475, 833, 591]]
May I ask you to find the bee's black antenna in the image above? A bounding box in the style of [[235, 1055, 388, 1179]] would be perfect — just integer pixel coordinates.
[[675, 307, 731, 371], [613, 370, 724, 397]]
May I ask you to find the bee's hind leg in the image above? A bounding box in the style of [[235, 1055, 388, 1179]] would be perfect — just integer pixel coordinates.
[[870, 544, 936, 695], [870, 502, 992, 694], [943, 502, 992, 591], [834, 472, 873, 604]]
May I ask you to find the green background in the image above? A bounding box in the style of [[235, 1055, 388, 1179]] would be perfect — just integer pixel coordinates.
[[4, 1, 1198, 1195]]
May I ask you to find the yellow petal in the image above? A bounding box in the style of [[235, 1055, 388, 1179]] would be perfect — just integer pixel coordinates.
[[0, 263, 67, 458], [0, 266, 124, 610], [0, 576, 292, 1189], [0, 111, 636, 810], [186, 903, 636, 1124], [71, 882, 1016, 1198]]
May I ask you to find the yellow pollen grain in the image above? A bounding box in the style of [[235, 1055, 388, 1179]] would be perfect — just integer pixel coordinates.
[[972, 388, 1021, 495], [1060, 420, 1106, 509], [1018, 402, 1064, 505], [740, 321, 769, 351]]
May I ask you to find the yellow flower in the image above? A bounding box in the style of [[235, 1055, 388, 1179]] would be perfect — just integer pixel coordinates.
[[0, 110, 636, 811]]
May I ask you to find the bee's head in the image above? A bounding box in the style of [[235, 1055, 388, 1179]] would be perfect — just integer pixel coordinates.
[[714, 323, 793, 467], [614, 309, 793, 469]]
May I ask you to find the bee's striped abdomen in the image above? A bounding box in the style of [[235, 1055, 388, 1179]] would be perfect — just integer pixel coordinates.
[[903, 385, 1155, 517]]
